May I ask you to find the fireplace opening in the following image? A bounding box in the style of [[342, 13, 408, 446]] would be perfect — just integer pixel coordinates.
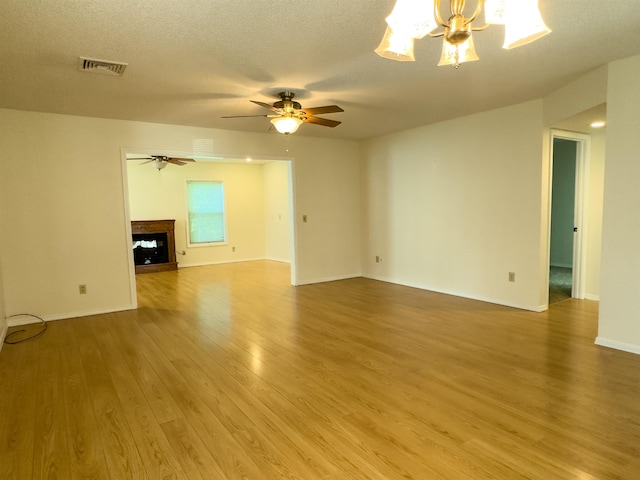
[[133, 233, 169, 266], [131, 219, 178, 273]]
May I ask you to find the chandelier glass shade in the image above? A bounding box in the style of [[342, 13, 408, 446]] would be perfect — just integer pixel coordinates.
[[374, 27, 417, 62], [438, 30, 479, 66], [375, 0, 551, 67], [270, 116, 303, 135]]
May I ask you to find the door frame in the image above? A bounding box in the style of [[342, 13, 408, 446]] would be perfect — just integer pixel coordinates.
[[119, 148, 299, 309], [548, 129, 591, 300]]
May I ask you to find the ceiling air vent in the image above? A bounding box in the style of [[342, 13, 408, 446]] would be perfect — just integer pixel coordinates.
[[78, 57, 128, 76]]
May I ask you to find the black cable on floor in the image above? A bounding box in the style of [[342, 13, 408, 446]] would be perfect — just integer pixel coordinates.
[[4, 313, 47, 344]]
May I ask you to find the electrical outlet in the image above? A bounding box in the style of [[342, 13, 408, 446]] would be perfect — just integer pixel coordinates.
[[303, 215, 308, 223], [232, 246, 236, 252], [376, 256, 383, 263], [508, 272, 515, 282], [79, 284, 87, 294]]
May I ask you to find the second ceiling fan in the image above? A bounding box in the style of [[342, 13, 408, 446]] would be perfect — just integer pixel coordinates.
[[129, 155, 195, 170], [222, 91, 344, 134]]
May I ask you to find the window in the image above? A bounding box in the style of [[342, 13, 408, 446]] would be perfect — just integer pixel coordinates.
[[186, 181, 226, 245]]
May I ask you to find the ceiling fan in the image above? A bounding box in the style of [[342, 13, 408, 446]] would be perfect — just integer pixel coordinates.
[[222, 91, 344, 134], [129, 155, 195, 170]]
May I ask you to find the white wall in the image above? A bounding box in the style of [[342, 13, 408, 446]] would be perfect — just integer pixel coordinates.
[[127, 160, 270, 267], [0, 112, 134, 321], [597, 55, 640, 354], [291, 136, 362, 284], [0, 109, 361, 320], [585, 130, 605, 300], [361, 100, 546, 311], [263, 161, 291, 263]]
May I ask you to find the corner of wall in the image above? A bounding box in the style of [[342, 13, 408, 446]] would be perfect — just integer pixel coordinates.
[[543, 65, 608, 126]]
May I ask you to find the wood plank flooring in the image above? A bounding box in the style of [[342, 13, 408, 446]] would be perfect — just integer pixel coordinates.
[[1, 260, 639, 479]]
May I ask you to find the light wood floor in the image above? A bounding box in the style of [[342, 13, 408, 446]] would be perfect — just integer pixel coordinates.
[[1, 261, 639, 479]]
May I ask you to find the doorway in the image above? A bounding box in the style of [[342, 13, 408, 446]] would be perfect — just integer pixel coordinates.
[[120, 149, 298, 309], [548, 130, 590, 303]]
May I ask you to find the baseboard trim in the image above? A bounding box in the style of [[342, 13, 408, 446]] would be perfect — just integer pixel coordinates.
[[264, 257, 291, 264], [295, 273, 361, 286], [179, 258, 264, 268], [595, 337, 640, 355], [6, 305, 135, 327], [585, 294, 600, 301], [363, 273, 545, 312]]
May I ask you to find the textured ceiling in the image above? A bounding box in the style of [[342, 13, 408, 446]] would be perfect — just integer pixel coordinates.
[[0, 1, 638, 140]]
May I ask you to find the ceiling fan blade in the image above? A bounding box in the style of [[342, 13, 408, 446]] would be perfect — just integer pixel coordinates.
[[221, 114, 270, 118], [138, 160, 154, 165], [168, 159, 188, 166], [301, 105, 344, 115], [303, 116, 342, 128], [167, 157, 195, 163], [250, 100, 278, 111], [128, 156, 153, 160]]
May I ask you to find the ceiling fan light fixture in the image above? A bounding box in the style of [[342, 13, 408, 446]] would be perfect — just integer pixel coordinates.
[[375, 26, 416, 62], [223, 92, 343, 132], [270, 116, 303, 135], [152, 159, 168, 170]]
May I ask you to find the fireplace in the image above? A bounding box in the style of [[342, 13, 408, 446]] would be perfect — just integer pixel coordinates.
[[131, 220, 178, 274]]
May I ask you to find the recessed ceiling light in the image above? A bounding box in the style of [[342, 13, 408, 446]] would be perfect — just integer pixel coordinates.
[[246, 157, 252, 162], [591, 121, 606, 128]]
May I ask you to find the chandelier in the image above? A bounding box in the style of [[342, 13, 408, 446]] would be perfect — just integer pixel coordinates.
[[375, 0, 551, 67]]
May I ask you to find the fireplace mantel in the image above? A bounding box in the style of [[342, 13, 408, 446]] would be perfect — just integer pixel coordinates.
[[131, 219, 178, 274]]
